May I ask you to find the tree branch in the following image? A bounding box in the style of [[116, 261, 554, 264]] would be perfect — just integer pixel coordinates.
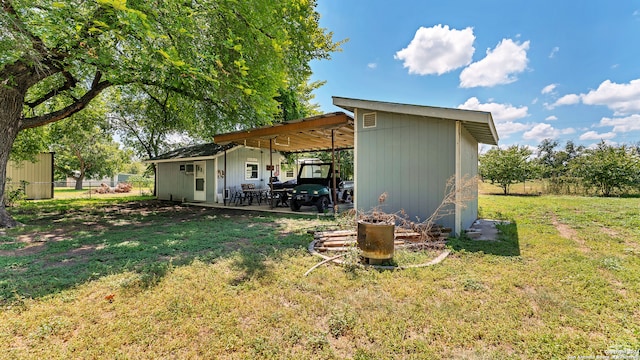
[[20, 71, 112, 130], [25, 71, 78, 108]]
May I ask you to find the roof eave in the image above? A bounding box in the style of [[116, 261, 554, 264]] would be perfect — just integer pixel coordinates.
[[333, 96, 499, 146]]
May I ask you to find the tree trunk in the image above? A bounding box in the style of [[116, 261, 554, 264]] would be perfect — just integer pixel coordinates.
[[0, 86, 26, 228], [74, 174, 84, 190]]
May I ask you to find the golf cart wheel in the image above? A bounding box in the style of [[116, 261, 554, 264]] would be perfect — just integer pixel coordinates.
[[316, 196, 330, 212], [290, 199, 301, 211]]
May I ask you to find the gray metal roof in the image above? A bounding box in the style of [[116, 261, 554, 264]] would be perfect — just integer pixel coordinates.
[[333, 96, 499, 146], [148, 143, 236, 162]]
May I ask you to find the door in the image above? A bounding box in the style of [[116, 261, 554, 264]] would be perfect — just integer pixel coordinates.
[[193, 161, 206, 201]]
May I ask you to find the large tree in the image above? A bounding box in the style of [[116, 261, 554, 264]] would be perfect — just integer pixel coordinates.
[[479, 145, 537, 195], [1, 0, 340, 227]]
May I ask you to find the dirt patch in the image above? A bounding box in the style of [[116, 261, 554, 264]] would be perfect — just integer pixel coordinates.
[[600, 226, 620, 239], [222, 238, 252, 252], [550, 213, 589, 252], [0, 242, 47, 257]]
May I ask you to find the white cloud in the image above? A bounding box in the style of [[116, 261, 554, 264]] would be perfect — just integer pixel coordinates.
[[545, 115, 558, 121], [495, 122, 532, 137], [581, 79, 640, 115], [541, 84, 557, 94], [458, 97, 528, 122], [394, 24, 475, 75], [459, 39, 530, 88], [549, 46, 560, 58], [547, 93, 581, 109], [598, 114, 640, 132], [522, 123, 575, 141], [367, 63, 377, 69], [579, 130, 616, 141]]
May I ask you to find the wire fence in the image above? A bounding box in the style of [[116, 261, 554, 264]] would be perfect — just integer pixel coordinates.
[[3, 180, 154, 203]]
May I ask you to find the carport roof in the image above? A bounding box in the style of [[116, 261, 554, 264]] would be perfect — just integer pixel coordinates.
[[333, 96, 499, 146], [213, 112, 354, 153]]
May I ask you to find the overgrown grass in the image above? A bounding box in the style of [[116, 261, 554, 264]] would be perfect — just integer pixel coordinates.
[[1, 195, 639, 358]]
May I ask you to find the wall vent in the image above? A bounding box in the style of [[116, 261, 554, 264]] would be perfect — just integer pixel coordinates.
[[363, 112, 377, 128]]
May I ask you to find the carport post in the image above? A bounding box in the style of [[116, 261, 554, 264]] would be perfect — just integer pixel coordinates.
[[332, 129, 338, 214], [269, 138, 274, 190], [223, 148, 227, 206]]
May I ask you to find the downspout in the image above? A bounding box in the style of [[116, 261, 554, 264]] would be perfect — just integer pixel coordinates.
[[455, 121, 462, 235]]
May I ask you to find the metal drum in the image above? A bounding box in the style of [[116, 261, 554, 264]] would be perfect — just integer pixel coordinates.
[[357, 222, 394, 264]]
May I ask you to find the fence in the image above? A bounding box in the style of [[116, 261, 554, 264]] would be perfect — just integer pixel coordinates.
[[3, 180, 154, 203]]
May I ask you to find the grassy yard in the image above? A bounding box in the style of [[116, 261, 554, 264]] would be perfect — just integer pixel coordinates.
[[0, 194, 639, 359]]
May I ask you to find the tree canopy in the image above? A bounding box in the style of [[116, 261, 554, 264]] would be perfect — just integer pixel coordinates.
[[1, 0, 341, 227], [479, 145, 537, 195], [571, 141, 640, 197], [49, 99, 129, 190]]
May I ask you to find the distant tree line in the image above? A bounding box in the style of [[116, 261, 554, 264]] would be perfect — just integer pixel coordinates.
[[479, 139, 640, 196]]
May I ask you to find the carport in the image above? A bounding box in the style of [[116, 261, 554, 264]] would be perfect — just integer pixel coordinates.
[[213, 112, 354, 210]]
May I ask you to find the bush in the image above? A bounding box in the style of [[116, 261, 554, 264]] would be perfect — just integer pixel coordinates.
[[3, 179, 28, 207]]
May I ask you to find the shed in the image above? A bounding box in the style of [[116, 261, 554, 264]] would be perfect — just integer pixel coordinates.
[[333, 97, 498, 235], [148, 143, 291, 204], [6, 152, 54, 200]]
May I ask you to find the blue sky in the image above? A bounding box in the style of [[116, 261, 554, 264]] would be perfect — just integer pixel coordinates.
[[310, 0, 640, 150]]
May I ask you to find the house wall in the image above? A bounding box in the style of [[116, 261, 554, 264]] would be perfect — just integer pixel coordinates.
[[6, 152, 54, 199], [215, 147, 282, 198], [355, 110, 458, 231], [156, 161, 194, 201], [460, 125, 479, 230], [154, 146, 284, 203]]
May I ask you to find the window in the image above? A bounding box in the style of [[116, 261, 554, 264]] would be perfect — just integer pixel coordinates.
[[286, 169, 295, 178], [245, 162, 259, 180]]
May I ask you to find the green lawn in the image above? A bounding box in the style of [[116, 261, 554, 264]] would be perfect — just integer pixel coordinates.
[[0, 195, 639, 359]]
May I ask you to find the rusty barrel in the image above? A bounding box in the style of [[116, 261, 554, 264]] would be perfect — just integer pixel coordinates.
[[357, 222, 394, 263]]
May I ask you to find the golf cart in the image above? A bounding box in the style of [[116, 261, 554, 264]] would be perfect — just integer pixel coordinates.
[[290, 162, 340, 212]]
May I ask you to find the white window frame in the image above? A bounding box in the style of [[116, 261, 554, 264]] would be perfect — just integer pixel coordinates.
[[245, 162, 259, 180]]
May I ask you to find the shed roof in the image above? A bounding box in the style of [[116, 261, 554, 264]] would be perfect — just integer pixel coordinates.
[[213, 112, 354, 153], [333, 96, 499, 146], [148, 143, 236, 163]]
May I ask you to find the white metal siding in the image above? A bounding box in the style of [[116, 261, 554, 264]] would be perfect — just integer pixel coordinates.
[[156, 162, 193, 201], [355, 111, 457, 230], [460, 125, 479, 231]]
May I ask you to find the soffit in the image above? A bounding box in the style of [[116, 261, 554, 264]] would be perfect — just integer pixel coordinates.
[[213, 112, 354, 153]]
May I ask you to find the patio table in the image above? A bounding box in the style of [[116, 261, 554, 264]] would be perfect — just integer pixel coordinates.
[[240, 188, 268, 205]]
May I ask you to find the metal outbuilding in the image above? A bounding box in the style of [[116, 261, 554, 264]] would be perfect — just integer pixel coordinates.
[[332, 96, 498, 235], [6, 152, 54, 200]]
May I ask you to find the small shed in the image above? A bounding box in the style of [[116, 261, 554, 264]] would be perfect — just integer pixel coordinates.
[[6, 152, 54, 200], [333, 97, 498, 235], [148, 143, 291, 203]]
